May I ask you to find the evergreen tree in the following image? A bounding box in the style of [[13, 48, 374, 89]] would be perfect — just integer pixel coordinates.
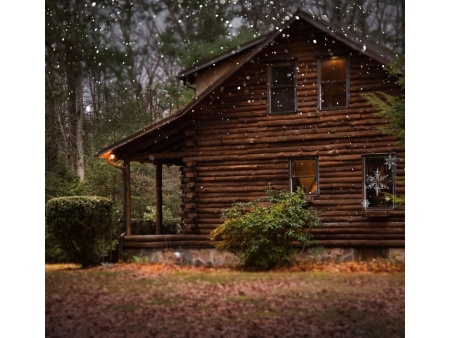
[[362, 57, 405, 205]]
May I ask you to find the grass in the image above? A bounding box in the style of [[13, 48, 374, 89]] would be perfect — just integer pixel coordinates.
[[46, 262, 405, 338]]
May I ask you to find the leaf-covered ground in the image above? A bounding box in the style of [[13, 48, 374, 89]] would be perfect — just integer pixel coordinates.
[[45, 262, 405, 338]]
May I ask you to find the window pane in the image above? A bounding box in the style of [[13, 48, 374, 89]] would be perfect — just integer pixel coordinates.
[[292, 159, 316, 176], [271, 65, 295, 87], [271, 88, 296, 113], [364, 155, 395, 208], [292, 177, 318, 195], [321, 82, 346, 108], [291, 159, 318, 195], [321, 58, 347, 82]]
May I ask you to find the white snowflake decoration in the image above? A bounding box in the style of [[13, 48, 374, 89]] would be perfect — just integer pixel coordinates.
[[384, 154, 395, 170], [366, 168, 389, 196], [361, 199, 370, 209]]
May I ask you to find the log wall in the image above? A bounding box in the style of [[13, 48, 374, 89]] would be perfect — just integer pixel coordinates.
[[179, 21, 405, 247]]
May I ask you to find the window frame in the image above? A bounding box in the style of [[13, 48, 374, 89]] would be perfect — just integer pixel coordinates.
[[361, 153, 397, 210], [317, 55, 350, 111], [267, 60, 298, 116], [288, 157, 320, 197]]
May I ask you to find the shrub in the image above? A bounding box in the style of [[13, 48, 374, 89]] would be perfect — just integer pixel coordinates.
[[46, 196, 113, 267], [209, 187, 323, 269], [45, 225, 73, 263]]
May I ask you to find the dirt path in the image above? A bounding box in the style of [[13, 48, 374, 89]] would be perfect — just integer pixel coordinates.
[[45, 263, 405, 337]]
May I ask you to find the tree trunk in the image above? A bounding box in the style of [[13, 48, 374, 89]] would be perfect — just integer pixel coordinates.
[[76, 78, 85, 181], [67, 73, 77, 170]]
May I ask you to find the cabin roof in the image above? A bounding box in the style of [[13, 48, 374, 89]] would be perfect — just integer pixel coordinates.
[[97, 9, 397, 160], [178, 10, 397, 82]]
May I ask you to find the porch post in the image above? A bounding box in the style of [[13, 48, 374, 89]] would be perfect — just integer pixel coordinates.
[[155, 161, 162, 235], [124, 159, 132, 235]]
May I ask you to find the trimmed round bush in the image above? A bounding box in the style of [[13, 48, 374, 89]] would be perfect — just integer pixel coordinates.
[[46, 196, 112, 267]]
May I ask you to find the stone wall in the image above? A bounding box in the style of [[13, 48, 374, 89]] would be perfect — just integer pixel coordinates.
[[124, 247, 405, 266]]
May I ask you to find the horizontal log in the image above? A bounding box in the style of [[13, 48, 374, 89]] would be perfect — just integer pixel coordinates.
[[193, 130, 384, 148], [320, 177, 361, 183], [195, 185, 286, 193], [187, 182, 196, 188], [315, 194, 360, 200], [311, 228, 404, 234], [320, 211, 404, 217], [124, 235, 207, 242], [195, 196, 266, 203], [195, 121, 391, 139], [320, 165, 362, 173], [313, 234, 404, 240], [314, 206, 363, 211], [197, 169, 287, 177], [320, 222, 405, 228], [314, 189, 361, 194], [307, 240, 405, 247], [195, 124, 383, 142], [181, 229, 215, 235], [185, 161, 197, 168], [320, 216, 404, 222], [124, 241, 214, 248], [196, 224, 221, 229], [196, 192, 267, 198], [201, 159, 287, 166], [321, 183, 362, 189], [196, 180, 288, 187], [195, 163, 288, 172], [320, 171, 362, 178], [185, 130, 196, 137], [195, 108, 377, 129], [313, 199, 362, 206], [194, 175, 287, 183], [195, 219, 225, 224]]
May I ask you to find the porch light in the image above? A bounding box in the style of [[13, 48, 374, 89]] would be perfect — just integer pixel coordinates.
[[110, 154, 115, 159]]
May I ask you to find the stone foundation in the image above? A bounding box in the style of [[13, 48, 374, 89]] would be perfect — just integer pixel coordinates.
[[124, 247, 405, 266], [124, 247, 240, 266]]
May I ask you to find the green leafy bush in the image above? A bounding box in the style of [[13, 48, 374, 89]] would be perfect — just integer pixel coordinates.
[[46, 196, 113, 267], [209, 187, 322, 269], [45, 225, 73, 263]]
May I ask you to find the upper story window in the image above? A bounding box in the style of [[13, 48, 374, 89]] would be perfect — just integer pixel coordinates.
[[362, 154, 396, 209], [267, 61, 297, 115], [289, 158, 319, 196], [318, 56, 349, 110]]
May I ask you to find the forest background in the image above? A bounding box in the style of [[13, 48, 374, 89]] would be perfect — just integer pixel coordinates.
[[45, 0, 405, 247]]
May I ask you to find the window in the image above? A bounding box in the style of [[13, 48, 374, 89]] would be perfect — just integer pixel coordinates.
[[362, 154, 396, 209], [268, 61, 297, 115], [289, 158, 319, 196], [318, 56, 349, 110]]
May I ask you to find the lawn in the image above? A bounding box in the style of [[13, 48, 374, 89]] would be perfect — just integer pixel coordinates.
[[45, 262, 405, 338]]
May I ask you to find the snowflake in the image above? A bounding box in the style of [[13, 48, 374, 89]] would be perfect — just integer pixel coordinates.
[[385, 195, 391, 201], [384, 154, 395, 170], [361, 199, 370, 209], [366, 168, 389, 196]]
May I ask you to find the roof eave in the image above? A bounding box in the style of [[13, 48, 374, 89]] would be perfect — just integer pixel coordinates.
[[177, 33, 270, 80]]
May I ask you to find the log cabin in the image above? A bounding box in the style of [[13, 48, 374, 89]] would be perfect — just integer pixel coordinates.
[[97, 10, 405, 263]]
